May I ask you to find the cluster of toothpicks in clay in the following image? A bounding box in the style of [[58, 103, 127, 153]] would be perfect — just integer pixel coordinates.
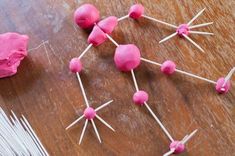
[[66, 3, 234, 156]]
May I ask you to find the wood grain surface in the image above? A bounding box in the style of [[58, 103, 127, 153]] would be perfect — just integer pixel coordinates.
[[0, 0, 234, 155]]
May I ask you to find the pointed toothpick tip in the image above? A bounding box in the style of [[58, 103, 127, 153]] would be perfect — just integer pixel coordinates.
[[193, 129, 199, 134]]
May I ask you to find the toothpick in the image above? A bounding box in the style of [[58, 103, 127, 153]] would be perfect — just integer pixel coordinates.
[[79, 119, 88, 145], [0, 138, 14, 155], [22, 115, 49, 156], [95, 100, 113, 112], [159, 32, 178, 43], [175, 68, 216, 84], [9, 115, 34, 155], [66, 115, 85, 130], [118, 15, 129, 21], [181, 134, 189, 142], [182, 129, 198, 144], [78, 44, 93, 59], [189, 22, 213, 29], [187, 8, 206, 26], [182, 34, 204, 52], [96, 115, 115, 132], [189, 31, 214, 35], [91, 119, 101, 143], [222, 67, 235, 87], [144, 102, 174, 142], [106, 34, 119, 47], [140, 57, 162, 67], [142, 15, 177, 28], [131, 70, 139, 91], [163, 149, 175, 156], [0, 108, 48, 156], [11, 113, 41, 155], [76, 73, 90, 108], [0, 109, 25, 154]]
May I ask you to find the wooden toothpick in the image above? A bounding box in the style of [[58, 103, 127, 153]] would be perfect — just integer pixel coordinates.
[[91, 119, 102, 143], [78, 44, 93, 59], [131, 70, 139, 91], [79, 119, 88, 145], [76, 73, 90, 108], [187, 8, 206, 26], [189, 22, 213, 29], [182, 34, 205, 52], [144, 102, 174, 142]]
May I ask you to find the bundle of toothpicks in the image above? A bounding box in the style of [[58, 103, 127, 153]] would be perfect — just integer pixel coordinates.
[[0, 107, 49, 156]]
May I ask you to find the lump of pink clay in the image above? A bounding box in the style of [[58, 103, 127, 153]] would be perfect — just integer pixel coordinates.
[[74, 4, 100, 29], [114, 44, 141, 72], [170, 141, 185, 154], [176, 24, 189, 37], [84, 107, 96, 120], [87, 25, 107, 46], [97, 16, 118, 34], [133, 90, 149, 106], [128, 4, 144, 19], [0, 33, 29, 78], [69, 58, 82, 73], [215, 77, 231, 94], [161, 60, 176, 75]]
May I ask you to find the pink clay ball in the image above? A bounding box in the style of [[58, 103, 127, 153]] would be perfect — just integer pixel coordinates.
[[69, 58, 82, 73], [128, 4, 144, 19], [114, 44, 141, 72], [161, 60, 176, 75], [97, 16, 118, 34], [176, 24, 189, 37], [215, 77, 231, 94], [170, 141, 185, 154], [133, 90, 149, 106], [87, 25, 107, 46], [83, 107, 96, 120], [74, 4, 100, 29]]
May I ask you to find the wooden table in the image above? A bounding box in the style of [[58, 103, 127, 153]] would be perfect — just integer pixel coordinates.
[[0, 0, 234, 155]]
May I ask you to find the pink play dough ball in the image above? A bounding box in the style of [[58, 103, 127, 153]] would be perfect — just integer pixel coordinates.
[[87, 25, 107, 46], [133, 90, 149, 106], [0, 32, 29, 78], [97, 16, 118, 34], [83, 107, 96, 120], [74, 4, 100, 29], [176, 24, 189, 37], [69, 58, 82, 73], [215, 77, 231, 94], [161, 60, 176, 75], [170, 141, 185, 154], [128, 4, 144, 19], [114, 44, 141, 72]]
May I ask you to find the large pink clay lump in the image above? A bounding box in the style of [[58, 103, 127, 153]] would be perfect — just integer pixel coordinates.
[[74, 4, 100, 29], [0, 33, 29, 78], [114, 44, 141, 72]]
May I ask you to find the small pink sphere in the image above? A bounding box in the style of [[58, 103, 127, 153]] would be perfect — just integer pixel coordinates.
[[114, 44, 141, 72], [133, 90, 149, 106], [84, 107, 96, 120], [176, 24, 189, 37], [74, 4, 100, 29], [69, 58, 82, 73], [97, 16, 118, 34], [215, 77, 231, 94], [87, 25, 107, 46], [128, 4, 144, 19], [170, 141, 185, 154], [161, 60, 176, 75]]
